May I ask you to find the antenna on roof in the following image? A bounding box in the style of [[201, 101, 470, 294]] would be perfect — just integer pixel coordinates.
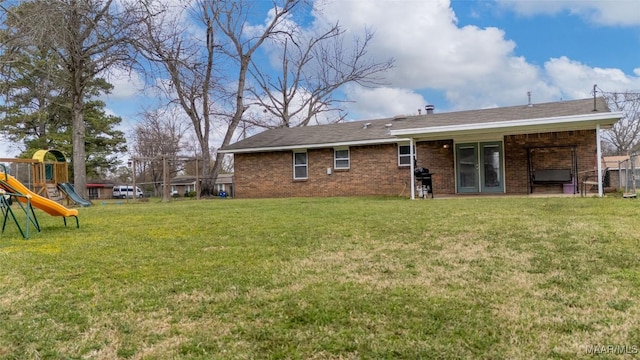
[[592, 84, 598, 112]]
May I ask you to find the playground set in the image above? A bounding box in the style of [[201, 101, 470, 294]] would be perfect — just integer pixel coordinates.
[[0, 150, 87, 239]]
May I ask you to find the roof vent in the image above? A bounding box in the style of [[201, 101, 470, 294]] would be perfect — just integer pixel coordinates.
[[393, 116, 407, 121], [425, 105, 435, 114], [385, 123, 393, 128], [363, 122, 372, 129]]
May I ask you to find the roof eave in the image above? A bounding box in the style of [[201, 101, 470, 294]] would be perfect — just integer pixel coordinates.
[[219, 137, 411, 154], [220, 111, 624, 154], [390, 112, 624, 138]]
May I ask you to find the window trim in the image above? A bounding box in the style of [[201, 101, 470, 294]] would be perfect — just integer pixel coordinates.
[[333, 147, 350, 170], [293, 150, 308, 180], [398, 144, 413, 167]]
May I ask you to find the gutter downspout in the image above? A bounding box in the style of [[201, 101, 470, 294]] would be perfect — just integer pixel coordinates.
[[596, 124, 603, 197], [410, 138, 416, 200]]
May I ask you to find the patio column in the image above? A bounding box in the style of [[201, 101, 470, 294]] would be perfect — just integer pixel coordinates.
[[410, 138, 416, 200], [596, 124, 603, 197]]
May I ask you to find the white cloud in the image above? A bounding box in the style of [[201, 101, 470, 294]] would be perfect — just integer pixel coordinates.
[[314, 0, 521, 89], [310, 0, 639, 114], [545, 56, 640, 98], [103, 67, 145, 99], [495, 0, 640, 26], [344, 85, 430, 119], [313, 0, 549, 110], [0, 141, 24, 158]]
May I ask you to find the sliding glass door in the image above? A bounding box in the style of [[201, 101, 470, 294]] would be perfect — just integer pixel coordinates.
[[456, 142, 504, 193]]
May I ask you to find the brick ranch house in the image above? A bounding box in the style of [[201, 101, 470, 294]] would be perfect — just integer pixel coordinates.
[[220, 97, 623, 199]]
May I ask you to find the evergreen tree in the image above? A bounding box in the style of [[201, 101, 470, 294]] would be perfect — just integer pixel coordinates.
[[0, 0, 139, 197], [0, 40, 127, 177]]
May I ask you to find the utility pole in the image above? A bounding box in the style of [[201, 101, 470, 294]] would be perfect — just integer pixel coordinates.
[[162, 156, 169, 202], [132, 159, 137, 202]]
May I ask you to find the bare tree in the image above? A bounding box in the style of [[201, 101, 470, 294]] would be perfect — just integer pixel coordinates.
[[1, 0, 139, 198], [602, 91, 640, 155], [208, 0, 308, 195], [135, 0, 305, 195], [248, 24, 394, 128], [131, 107, 188, 193], [134, 1, 224, 196]]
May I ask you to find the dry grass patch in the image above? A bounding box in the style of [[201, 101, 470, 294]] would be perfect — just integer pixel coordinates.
[[1, 196, 639, 359]]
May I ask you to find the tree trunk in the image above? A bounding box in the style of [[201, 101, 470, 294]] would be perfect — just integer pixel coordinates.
[[72, 92, 87, 199], [200, 146, 214, 196]]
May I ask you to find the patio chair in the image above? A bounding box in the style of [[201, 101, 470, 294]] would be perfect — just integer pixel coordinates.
[[581, 168, 610, 196]]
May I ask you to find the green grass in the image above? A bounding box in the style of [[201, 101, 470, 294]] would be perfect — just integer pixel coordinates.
[[1, 196, 639, 359]]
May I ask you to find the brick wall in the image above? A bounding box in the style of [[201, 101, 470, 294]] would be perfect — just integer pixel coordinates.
[[234, 130, 598, 198], [415, 140, 455, 195], [504, 130, 596, 194], [234, 144, 414, 198]]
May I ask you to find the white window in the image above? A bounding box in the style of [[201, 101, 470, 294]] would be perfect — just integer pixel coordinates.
[[398, 144, 413, 166], [334, 148, 350, 169], [293, 151, 308, 179]]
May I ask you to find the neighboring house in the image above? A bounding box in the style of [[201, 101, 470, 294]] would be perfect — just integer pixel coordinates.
[[170, 174, 234, 197], [220, 97, 623, 199], [170, 175, 197, 196], [86, 182, 115, 200], [603, 155, 640, 191], [215, 173, 234, 196]]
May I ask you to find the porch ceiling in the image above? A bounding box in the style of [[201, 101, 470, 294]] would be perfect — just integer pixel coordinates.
[[390, 112, 623, 141]]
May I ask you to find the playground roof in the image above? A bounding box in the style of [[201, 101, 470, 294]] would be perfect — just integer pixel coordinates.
[[32, 149, 67, 162]]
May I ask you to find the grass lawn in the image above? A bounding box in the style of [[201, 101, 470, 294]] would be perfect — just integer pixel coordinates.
[[0, 196, 639, 359]]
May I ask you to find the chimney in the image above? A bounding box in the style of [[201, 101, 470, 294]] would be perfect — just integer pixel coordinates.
[[425, 105, 434, 114]]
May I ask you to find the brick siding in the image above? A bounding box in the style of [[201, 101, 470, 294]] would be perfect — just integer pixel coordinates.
[[234, 144, 413, 198], [414, 140, 455, 195], [505, 130, 596, 194], [234, 130, 598, 198]]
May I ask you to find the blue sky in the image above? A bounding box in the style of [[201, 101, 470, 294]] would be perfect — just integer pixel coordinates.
[[323, 0, 640, 119], [453, 1, 639, 74], [5, 0, 639, 157], [399, 0, 640, 114], [105, 0, 639, 123]]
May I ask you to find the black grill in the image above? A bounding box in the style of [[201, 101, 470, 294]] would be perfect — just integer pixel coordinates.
[[414, 167, 433, 198]]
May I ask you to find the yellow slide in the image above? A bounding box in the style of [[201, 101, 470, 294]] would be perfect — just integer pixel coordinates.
[[1, 174, 78, 218]]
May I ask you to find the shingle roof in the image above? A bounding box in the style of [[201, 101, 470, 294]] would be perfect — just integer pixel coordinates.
[[603, 155, 640, 168], [221, 97, 613, 152], [171, 173, 233, 185]]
